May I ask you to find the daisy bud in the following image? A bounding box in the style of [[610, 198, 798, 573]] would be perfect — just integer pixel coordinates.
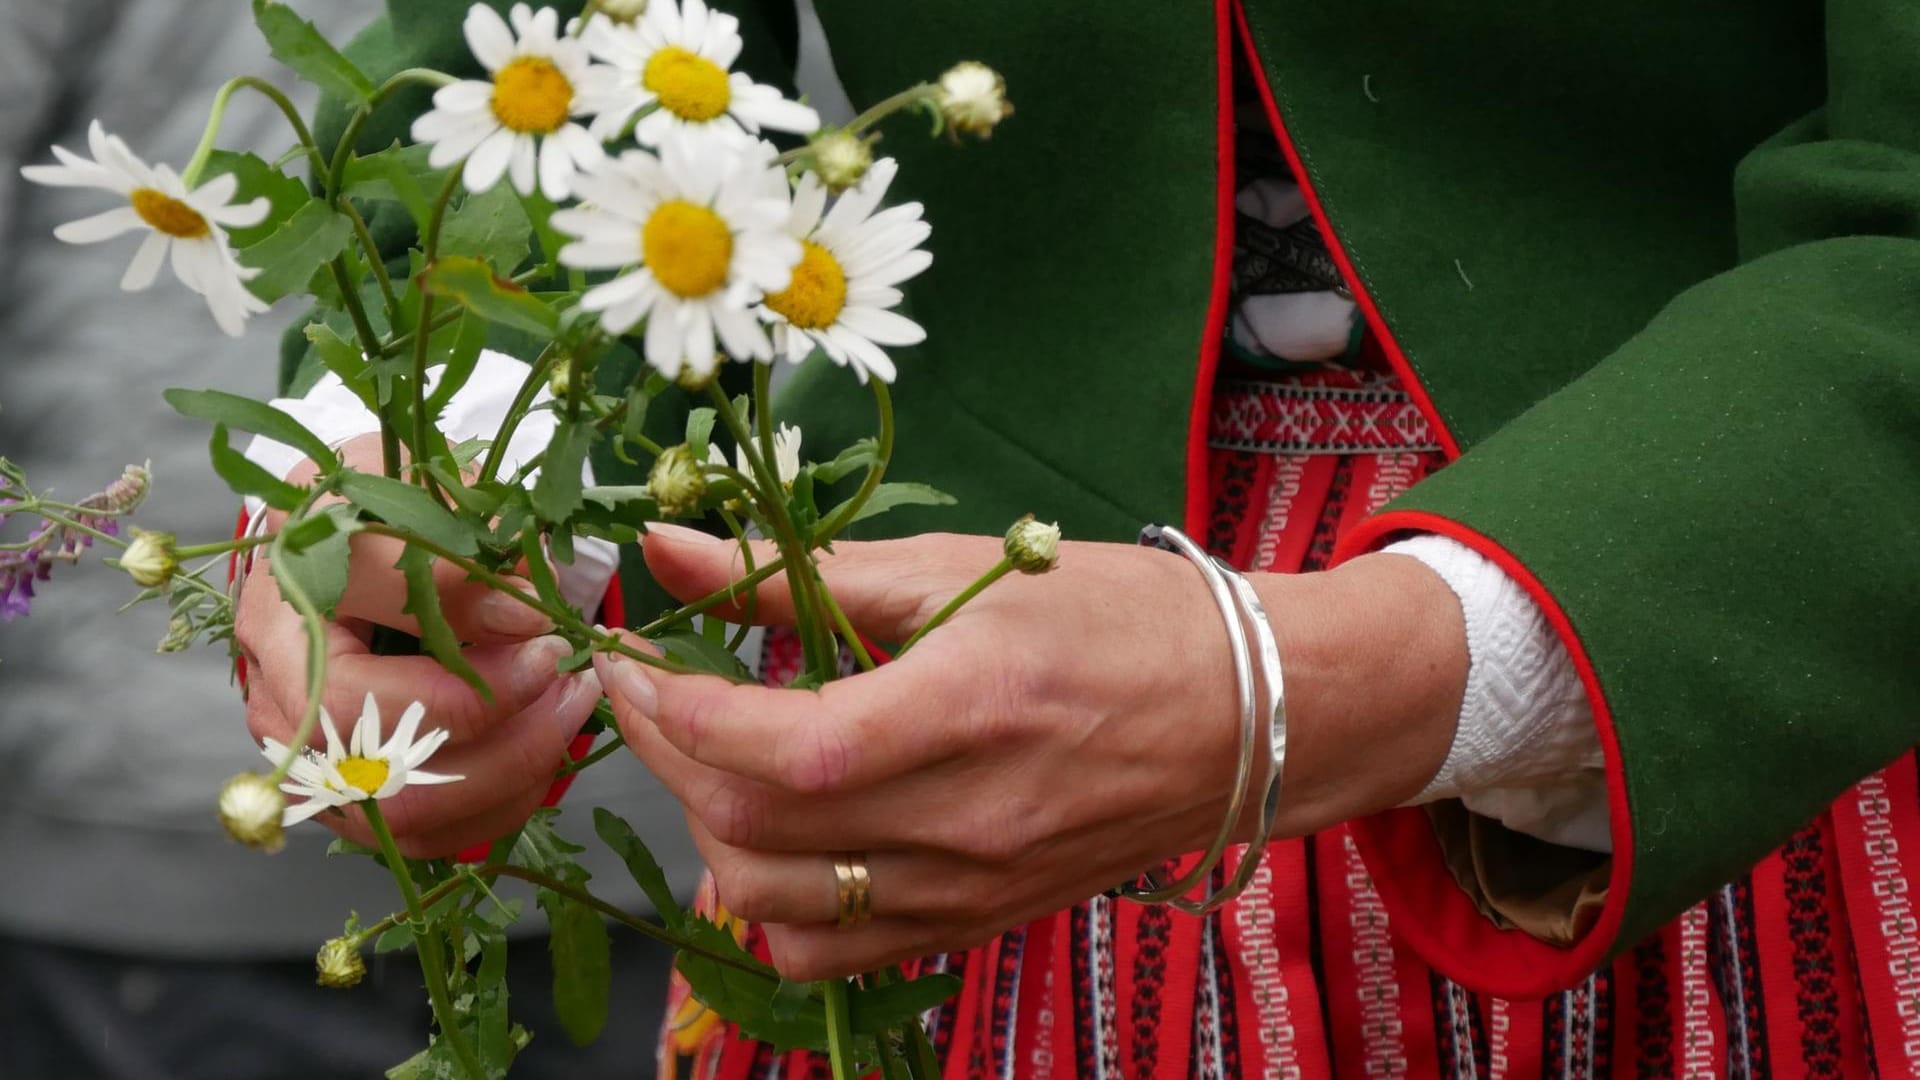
[[547, 363, 572, 399], [675, 358, 723, 393], [1004, 515, 1060, 574], [597, 0, 648, 23], [810, 131, 874, 193], [937, 62, 1014, 140], [217, 772, 287, 854], [119, 529, 177, 588], [315, 936, 367, 989], [649, 444, 709, 518]]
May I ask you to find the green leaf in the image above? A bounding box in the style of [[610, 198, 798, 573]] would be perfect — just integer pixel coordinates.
[[238, 199, 355, 302], [684, 407, 717, 453], [200, 150, 310, 248], [252, 0, 376, 103], [520, 528, 562, 608], [539, 888, 611, 1046], [208, 423, 305, 511], [397, 545, 490, 699], [473, 925, 514, 1072], [338, 472, 481, 556], [424, 312, 490, 417], [373, 921, 416, 954], [421, 256, 556, 335], [272, 516, 353, 617], [847, 974, 964, 1035], [810, 438, 881, 485], [280, 505, 356, 554], [305, 322, 380, 412], [654, 627, 752, 682], [326, 837, 380, 859], [166, 387, 341, 471], [512, 807, 589, 882], [342, 141, 443, 233], [440, 183, 534, 275], [591, 808, 685, 931], [831, 482, 957, 526], [675, 917, 826, 1053], [532, 418, 592, 523]]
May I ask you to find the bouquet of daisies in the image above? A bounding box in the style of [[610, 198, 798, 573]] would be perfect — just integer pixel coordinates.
[[0, 1, 1022, 1076]]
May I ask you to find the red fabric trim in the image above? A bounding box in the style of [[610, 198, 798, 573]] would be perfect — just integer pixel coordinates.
[[1229, 0, 1463, 460], [1327, 509, 1634, 998], [1180, 0, 1239, 537]]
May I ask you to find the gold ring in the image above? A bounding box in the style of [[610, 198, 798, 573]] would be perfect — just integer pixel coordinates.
[[834, 854, 872, 928]]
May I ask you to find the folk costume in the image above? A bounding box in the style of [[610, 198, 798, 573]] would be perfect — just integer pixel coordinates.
[[307, 0, 1920, 1076]]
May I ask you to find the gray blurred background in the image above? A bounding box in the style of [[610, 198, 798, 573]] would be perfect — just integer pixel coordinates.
[[0, 1, 849, 1076]]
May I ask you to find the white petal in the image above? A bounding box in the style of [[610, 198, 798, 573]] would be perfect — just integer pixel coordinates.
[[435, 79, 496, 113], [508, 134, 538, 195], [319, 707, 347, 761], [120, 232, 168, 291], [52, 205, 145, 245], [405, 770, 465, 786], [712, 303, 767, 361], [837, 305, 926, 346], [789, 171, 827, 237], [210, 196, 271, 230], [384, 701, 427, 759], [464, 128, 517, 192], [403, 726, 452, 768], [684, 299, 716, 372], [863, 248, 932, 289], [729, 81, 819, 135], [819, 157, 897, 237], [465, 3, 518, 71], [191, 171, 239, 207], [281, 797, 337, 827], [648, 0, 684, 40], [826, 325, 895, 383], [560, 236, 640, 270], [644, 296, 685, 372], [537, 137, 573, 200], [354, 693, 382, 758]]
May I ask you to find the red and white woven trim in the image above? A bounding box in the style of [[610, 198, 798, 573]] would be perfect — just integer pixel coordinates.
[[1209, 372, 1441, 456]]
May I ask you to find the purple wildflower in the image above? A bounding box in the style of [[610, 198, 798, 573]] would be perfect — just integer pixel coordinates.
[[0, 463, 153, 621]]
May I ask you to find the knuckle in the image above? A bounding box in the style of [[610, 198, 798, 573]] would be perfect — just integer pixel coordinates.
[[955, 800, 1037, 865], [697, 781, 769, 849], [712, 859, 772, 922], [774, 724, 850, 795]]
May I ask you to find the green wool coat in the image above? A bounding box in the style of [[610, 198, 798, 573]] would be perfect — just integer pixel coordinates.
[[314, 0, 1920, 997]]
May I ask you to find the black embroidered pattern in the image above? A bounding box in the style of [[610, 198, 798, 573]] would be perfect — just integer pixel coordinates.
[[1131, 907, 1172, 1079], [1782, 823, 1844, 1075], [1207, 451, 1260, 559], [1710, 879, 1774, 1080], [1299, 456, 1353, 572], [1633, 936, 1675, 1078], [989, 927, 1026, 1080]]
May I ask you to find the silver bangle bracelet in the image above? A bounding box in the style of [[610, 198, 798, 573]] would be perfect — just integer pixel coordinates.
[[1111, 524, 1260, 907]]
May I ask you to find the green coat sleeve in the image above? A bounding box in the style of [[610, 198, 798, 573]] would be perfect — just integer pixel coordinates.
[[1332, 0, 1920, 997]]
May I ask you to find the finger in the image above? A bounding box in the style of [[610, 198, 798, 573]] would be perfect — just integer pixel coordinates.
[[336, 531, 552, 642], [642, 525, 997, 642], [761, 920, 990, 983], [322, 777, 552, 860], [596, 638, 967, 794], [688, 817, 986, 927]]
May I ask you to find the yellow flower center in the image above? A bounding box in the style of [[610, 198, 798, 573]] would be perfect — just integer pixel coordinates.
[[764, 241, 847, 330], [130, 188, 210, 239], [492, 56, 574, 134], [335, 756, 390, 795], [643, 46, 732, 122], [642, 200, 733, 298]]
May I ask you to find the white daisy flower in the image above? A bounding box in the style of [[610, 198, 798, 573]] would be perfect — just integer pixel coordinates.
[[553, 139, 799, 378], [707, 421, 802, 489], [262, 694, 463, 828], [760, 158, 931, 384], [578, 0, 819, 150], [410, 3, 611, 200], [19, 121, 270, 337]]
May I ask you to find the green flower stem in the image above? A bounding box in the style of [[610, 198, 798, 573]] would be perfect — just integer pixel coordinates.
[[261, 492, 336, 784], [25, 507, 231, 608], [823, 977, 859, 1080], [379, 268, 542, 358], [554, 726, 626, 779], [174, 533, 274, 560], [488, 866, 777, 980], [364, 802, 489, 1080], [410, 165, 468, 499], [633, 555, 788, 637], [715, 508, 759, 651], [816, 579, 875, 672], [351, 522, 701, 678], [323, 68, 457, 200], [325, 256, 399, 479], [341, 200, 400, 324], [776, 84, 939, 167], [476, 343, 563, 487], [181, 76, 329, 187], [893, 557, 1014, 657], [813, 379, 893, 543]]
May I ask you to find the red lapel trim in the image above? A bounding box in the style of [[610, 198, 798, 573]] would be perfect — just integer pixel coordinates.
[[1228, 0, 1463, 460], [1330, 509, 1634, 998]]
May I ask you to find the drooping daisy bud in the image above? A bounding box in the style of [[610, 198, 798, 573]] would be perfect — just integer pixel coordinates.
[[217, 772, 287, 854], [937, 62, 1014, 140], [120, 529, 177, 588], [810, 130, 874, 192], [315, 936, 367, 989], [649, 443, 709, 518], [1004, 515, 1060, 574], [597, 0, 649, 22]]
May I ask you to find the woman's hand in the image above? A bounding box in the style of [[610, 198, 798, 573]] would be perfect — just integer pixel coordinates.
[[235, 434, 601, 857], [599, 524, 1467, 980]]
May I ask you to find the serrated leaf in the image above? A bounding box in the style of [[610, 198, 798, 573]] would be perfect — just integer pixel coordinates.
[[512, 807, 589, 881], [304, 322, 381, 412], [654, 627, 753, 682], [252, 0, 376, 103], [166, 387, 340, 471], [326, 837, 381, 859], [374, 921, 416, 954], [539, 888, 611, 1046], [421, 256, 556, 335], [272, 518, 352, 617], [424, 312, 490, 417], [520, 528, 562, 608], [675, 917, 825, 1053], [280, 505, 358, 554], [531, 418, 591, 523], [239, 199, 355, 302], [847, 974, 964, 1035], [440, 183, 533, 275], [592, 808, 685, 931], [338, 472, 481, 556], [810, 438, 881, 485], [832, 482, 957, 526], [208, 423, 305, 511], [342, 141, 443, 233], [397, 545, 490, 699], [200, 150, 310, 247]]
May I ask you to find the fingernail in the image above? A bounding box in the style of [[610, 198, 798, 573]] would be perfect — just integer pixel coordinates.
[[645, 523, 720, 547], [513, 635, 571, 699], [602, 655, 658, 718], [557, 670, 602, 719], [479, 586, 554, 637]]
